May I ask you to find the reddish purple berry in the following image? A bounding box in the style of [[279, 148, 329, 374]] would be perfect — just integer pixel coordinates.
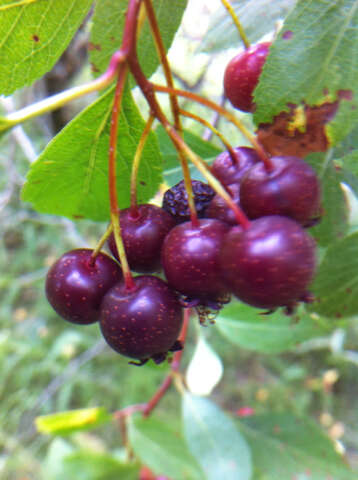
[[100, 275, 183, 363], [161, 219, 230, 301], [162, 180, 215, 223], [211, 146, 260, 187], [220, 216, 316, 309], [108, 204, 175, 273], [240, 156, 321, 226], [46, 249, 122, 325], [206, 183, 240, 226], [224, 42, 271, 112]]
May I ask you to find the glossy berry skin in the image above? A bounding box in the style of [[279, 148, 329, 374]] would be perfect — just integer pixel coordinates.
[[211, 146, 261, 187], [220, 216, 316, 309], [161, 219, 230, 301], [46, 249, 122, 325], [224, 42, 271, 112], [100, 275, 183, 361], [108, 204, 175, 273], [240, 156, 321, 226], [206, 183, 240, 226], [162, 180, 215, 223]]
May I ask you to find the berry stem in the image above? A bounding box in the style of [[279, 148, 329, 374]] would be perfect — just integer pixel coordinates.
[[153, 83, 272, 168], [127, 48, 249, 227], [142, 0, 199, 226], [143, 0, 182, 134], [90, 224, 114, 265], [108, 65, 135, 291], [108, 0, 146, 291], [130, 115, 155, 212], [221, 0, 250, 48], [179, 108, 238, 164], [127, 47, 199, 227], [142, 307, 191, 417], [1, 50, 126, 134]]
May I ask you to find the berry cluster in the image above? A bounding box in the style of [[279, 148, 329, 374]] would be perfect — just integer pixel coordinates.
[[45, 41, 321, 365]]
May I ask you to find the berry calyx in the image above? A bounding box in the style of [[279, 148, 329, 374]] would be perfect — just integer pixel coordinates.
[[211, 146, 261, 187], [108, 204, 175, 273], [162, 180, 215, 223], [239, 155, 321, 226], [161, 218, 230, 302], [224, 42, 271, 112], [220, 216, 316, 310], [206, 183, 240, 226], [45, 249, 122, 325], [99, 275, 183, 363]]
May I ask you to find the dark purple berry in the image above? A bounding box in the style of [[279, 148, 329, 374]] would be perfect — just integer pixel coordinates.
[[46, 249, 122, 325], [99, 275, 183, 362], [211, 146, 260, 187], [206, 183, 240, 226], [240, 156, 321, 226], [220, 216, 316, 309], [224, 42, 271, 112], [162, 180, 215, 223], [161, 218, 230, 301], [108, 204, 175, 273]]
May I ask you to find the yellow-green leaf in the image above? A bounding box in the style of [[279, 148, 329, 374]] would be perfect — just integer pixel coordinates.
[[36, 407, 111, 436]]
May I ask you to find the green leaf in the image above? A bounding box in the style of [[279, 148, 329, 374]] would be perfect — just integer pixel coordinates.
[[307, 153, 349, 246], [254, 0, 358, 144], [156, 125, 221, 185], [310, 230, 358, 318], [239, 413, 356, 479], [62, 452, 139, 480], [216, 301, 329, 354], [128, 416, 204, 480], [182, 393, 252, 480], [198, 0, 295, 53], [22, 86, 163, 221], [0, 0, 92, 95], [90, 0, 188, 79], [35, 407, 111, 436]]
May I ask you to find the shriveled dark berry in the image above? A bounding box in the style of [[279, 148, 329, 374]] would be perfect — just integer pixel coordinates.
[[220, 216, 316, 310], [99, 275, 183, 363], [162, 180, 215, 223], [107, 204, 175, 273], [161, 218, 230, 301], [211, 146, 261, 187], [46, 249, 122, 325]]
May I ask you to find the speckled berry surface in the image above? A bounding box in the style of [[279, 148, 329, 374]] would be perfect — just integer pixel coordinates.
[[161, 218, 230, 300], [162, 180, 215, 223], [206, 183, 240, 226], [220, 216, 316, 309], [99, 275, 183, 360], [240, 156, 321, 226], [211, 146, 260, 187], [108, 204, 175, 273], [224, 42, 271, 112], [45, 249, 122, 324]]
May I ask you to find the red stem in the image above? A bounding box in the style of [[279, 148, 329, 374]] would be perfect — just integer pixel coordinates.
[[142, 307, 191, 417], [127, 50, 200, 227], [113, 308, 191, 422]]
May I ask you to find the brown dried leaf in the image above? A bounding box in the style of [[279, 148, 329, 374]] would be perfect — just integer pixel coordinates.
[[257, 101, 339, 157]]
